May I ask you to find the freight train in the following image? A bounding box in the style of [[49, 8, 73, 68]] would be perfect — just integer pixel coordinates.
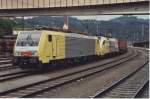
[[13, 30, 127, 69]]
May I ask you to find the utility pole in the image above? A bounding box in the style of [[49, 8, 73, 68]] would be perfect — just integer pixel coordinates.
[[141, 24, 144, 41], [96, 22, 99, 35], [99, 21, 101, 36], [138, 33, 139, 42], [22, 16, 25, 30], [63, 16, 69, 30], [136, 32, 139, 42], [134, 32, 136, 43]]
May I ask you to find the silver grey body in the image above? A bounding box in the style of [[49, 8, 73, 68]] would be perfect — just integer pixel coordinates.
[[65, 35, 96, 58]]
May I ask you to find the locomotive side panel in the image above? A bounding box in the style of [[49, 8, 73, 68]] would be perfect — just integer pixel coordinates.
[[52, 34, 65, 60], [99, 37, 110, 56], [109, 38, 119, 53], [38, 31, 66, 64], [65, 36, 96, 58]]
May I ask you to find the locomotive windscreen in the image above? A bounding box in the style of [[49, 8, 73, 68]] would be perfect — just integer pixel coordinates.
[[16, 32, 41, 46]]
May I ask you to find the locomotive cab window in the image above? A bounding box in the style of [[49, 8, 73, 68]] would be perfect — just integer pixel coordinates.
[[48, 35, 52, 42], [16, 32, 41, 46]]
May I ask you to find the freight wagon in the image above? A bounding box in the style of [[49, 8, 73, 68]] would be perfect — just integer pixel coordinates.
[[118, 39, 127, 53], [14, 31, 100, 68]]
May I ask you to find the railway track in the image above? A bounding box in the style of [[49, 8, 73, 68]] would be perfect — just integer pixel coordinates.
[[136, 81, 149, 98], [0, 70, 36, 82], [0, 57, 18, 71], [0, 64, 18, 71], [0, 60, 12, 65], [134, 81, 149, 98], [0, 49, 132, 82], [0, 58, 11, 61], [93, 62, 149, 98], [0, 49, 139, 98]]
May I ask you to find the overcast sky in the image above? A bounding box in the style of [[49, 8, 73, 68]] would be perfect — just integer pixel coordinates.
[[72, 15, 149, 21], [22, 15, 149, 21]]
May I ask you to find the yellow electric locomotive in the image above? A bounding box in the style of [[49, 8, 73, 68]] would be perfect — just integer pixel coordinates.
[[13, 30, 102, 69], [13, 30, 118, 69]]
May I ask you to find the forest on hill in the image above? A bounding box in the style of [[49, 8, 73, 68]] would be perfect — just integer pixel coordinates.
[[0, 16, 149, 42]]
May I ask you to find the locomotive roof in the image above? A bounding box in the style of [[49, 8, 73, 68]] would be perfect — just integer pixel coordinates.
[[19, 30, 98, 40], [108, 38, 118, 41], [18, 31, 119, 41]]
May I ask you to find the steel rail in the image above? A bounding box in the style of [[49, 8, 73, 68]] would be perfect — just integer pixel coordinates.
[[0, 65, 18, 71], [134, 80, 149, 98], [0, 49, 132, 81], [0, 60, 12, 65], [0, 70, 35, 82], [21, 50, 140, 98], [0, 58, 11, 60]]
